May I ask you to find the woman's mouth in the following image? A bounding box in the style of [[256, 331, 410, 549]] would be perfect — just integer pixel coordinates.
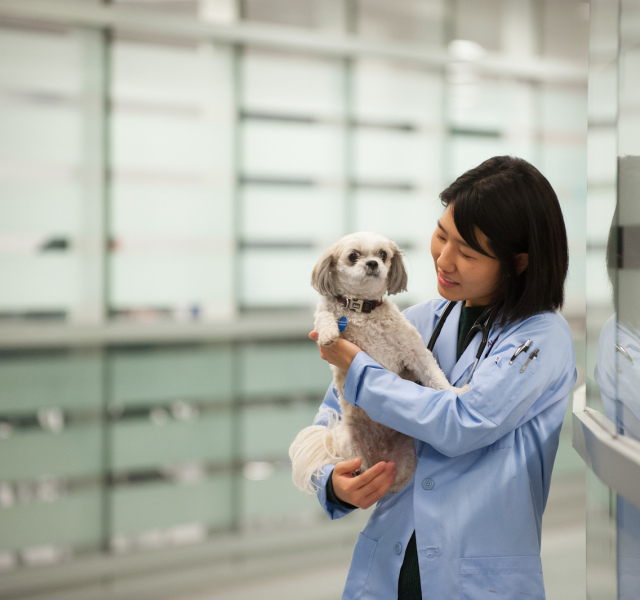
[[438, 272, 459, 288]]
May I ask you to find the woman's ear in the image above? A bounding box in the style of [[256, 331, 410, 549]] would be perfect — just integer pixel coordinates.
[[515, 253, 529, 275]]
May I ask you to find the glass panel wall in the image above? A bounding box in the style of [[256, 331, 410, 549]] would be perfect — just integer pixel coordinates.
[[586, 0, 640, 597], [0, 1, 588, 597]]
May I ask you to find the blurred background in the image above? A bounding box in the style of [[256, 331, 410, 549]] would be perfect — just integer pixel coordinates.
[[0, 0, 632, 598]]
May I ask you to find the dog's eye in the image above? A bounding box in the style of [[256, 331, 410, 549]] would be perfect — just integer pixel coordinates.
[[348, 252, 359, 263], [379, 250, 388, 262]]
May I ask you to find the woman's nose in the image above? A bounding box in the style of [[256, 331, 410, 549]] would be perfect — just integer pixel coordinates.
[[437, 245, 455, 272]]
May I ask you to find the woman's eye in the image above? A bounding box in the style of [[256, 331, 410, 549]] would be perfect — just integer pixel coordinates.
[[379, 250, 387, 261], [348, 252, 358, 263], [460, 251, 473, 260]]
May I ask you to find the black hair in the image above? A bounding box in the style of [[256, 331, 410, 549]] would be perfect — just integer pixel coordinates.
[[439, 155, 569, 324]]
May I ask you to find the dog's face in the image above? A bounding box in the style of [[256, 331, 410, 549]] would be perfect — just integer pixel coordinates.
[[312, 232, 408, 299]]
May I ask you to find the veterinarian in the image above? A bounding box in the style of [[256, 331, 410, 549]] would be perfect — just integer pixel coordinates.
[[308, 155, 577, 599]]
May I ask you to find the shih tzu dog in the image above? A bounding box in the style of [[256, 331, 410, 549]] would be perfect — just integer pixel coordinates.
[[289, 232, 463, 495]]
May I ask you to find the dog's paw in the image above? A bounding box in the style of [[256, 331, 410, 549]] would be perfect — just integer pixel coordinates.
[[318, 335, 340, 346], [317, 330, 340, 347]]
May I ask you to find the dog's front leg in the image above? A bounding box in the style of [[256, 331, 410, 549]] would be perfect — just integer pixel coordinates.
[[315, 308, 341, 347], [413, 347, 470, 393], [399, 330, 468, 392]]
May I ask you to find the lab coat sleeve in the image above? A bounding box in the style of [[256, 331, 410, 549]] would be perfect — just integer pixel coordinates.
[[342, 313, 576, 457], [311, 384, 358, 519]]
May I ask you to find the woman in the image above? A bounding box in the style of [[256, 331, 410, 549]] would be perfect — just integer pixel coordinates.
[[308, 156, 577, 599]]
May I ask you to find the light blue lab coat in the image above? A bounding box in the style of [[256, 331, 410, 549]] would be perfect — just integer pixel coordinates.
[[313, 299, 576, 600]]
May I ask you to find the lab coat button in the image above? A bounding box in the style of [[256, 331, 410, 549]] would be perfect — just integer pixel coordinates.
[[394, 542, 402, 555], [422, 478, 435, 490]]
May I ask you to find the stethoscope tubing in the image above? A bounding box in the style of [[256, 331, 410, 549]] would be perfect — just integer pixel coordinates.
[[427, 300, 496, 385]]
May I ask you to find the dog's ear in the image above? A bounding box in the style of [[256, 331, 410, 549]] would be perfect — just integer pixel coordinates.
[[311, 247, 338, 297], [387, 244, 408, 295]]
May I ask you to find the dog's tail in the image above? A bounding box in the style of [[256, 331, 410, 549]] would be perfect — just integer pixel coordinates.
[[289, 408, 347, 494]]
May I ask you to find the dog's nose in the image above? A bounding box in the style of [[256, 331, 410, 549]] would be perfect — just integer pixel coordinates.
[[366, 261, 379, 270]]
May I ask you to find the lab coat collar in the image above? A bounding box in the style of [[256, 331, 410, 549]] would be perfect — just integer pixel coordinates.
[[430, 301, 461, 379], [449, 321, 499, 386], [430, 300, 498, 386]]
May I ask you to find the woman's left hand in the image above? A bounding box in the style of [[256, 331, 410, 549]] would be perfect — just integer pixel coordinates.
[[309, 331, 362, 371]]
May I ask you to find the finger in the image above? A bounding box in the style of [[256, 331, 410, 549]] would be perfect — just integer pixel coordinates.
[[352, 463, 396, 494], [350, 461, 392, 485], [357, 468, 397, 507], [334, 458, 362, 476]]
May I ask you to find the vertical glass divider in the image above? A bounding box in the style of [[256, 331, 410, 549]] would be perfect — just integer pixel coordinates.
[[343, 56, 355, 234], [73, 25, 110, 325], [231, 43, 244, 314]]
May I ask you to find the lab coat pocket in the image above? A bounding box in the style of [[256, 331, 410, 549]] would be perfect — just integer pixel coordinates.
[[342, 533, 377, 600], [459, 555, 545, 600]]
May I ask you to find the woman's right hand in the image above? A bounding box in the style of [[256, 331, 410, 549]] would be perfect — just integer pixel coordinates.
[[332, 458, 397, 509]]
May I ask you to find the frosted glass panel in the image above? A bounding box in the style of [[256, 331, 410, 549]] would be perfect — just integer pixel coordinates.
[[586, 186, 616, 245], [0, 182, 81, 235], [242, 122, 344, 179], [619, 48, 640, 156], [0, 426, 102, 481], [110, 347, 233, 405], [449, 79, 534, 132], [354, 192, 441, 241], [565, 251, 587, 316], [242, 187, 344, 242], [0, 28, 83, 94], [242, 49, 343, 118], [111, 476, 233, 535], [111, 413, 233, 471], [0, 27, 91, 319], [587, 127, 617, 183], [448, 136, 511, 180], [354, 61, 443, 124], [111, 113, 231, 174], [586, 251, 612, 305], [539, 145, 587, 194], [241, 250, 317, 307], [589, 65, 618, 122], [241, 404, 318, 460], [112, 184, 231, 237], [240, 343, 329, 398], [541, 87, 588, 133], [354, 130, 440, 185], [0, 255, 79, 311], [402, 247, 438, 306], [112, 41, 231, 105], [242, 468, 317, 523], [0, 106, 81, 165], [0, 353, 101, 412], [110, 40, 234, 319], [111, 254, 233, 316], [619, 115, 640, 156], [0, 491, 102, 553]]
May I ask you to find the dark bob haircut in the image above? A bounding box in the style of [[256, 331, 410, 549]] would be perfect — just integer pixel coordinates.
[[439, 155, 569, 324]]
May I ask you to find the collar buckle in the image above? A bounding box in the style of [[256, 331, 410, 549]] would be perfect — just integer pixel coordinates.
[[338, 296, 380, 313]]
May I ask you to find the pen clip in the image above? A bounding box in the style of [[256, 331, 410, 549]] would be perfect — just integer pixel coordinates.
[[509, 339, 532, 365], [520, 348, 539, 373]]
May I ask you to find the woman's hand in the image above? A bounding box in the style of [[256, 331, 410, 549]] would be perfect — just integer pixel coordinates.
[[309, 331, 362, 371], [332, 458, 397, 509]]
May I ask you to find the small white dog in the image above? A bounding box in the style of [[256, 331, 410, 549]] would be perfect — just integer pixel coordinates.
[[289, 232, 462, 495]]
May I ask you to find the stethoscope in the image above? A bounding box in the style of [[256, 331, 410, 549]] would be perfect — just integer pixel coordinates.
[[427, 300, 497, 385]]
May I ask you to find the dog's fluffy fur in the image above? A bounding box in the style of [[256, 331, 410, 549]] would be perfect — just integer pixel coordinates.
[[289, 232, 462, 495]]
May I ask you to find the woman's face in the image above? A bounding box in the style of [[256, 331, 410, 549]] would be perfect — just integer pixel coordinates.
[[430, 205, 502, 307]]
